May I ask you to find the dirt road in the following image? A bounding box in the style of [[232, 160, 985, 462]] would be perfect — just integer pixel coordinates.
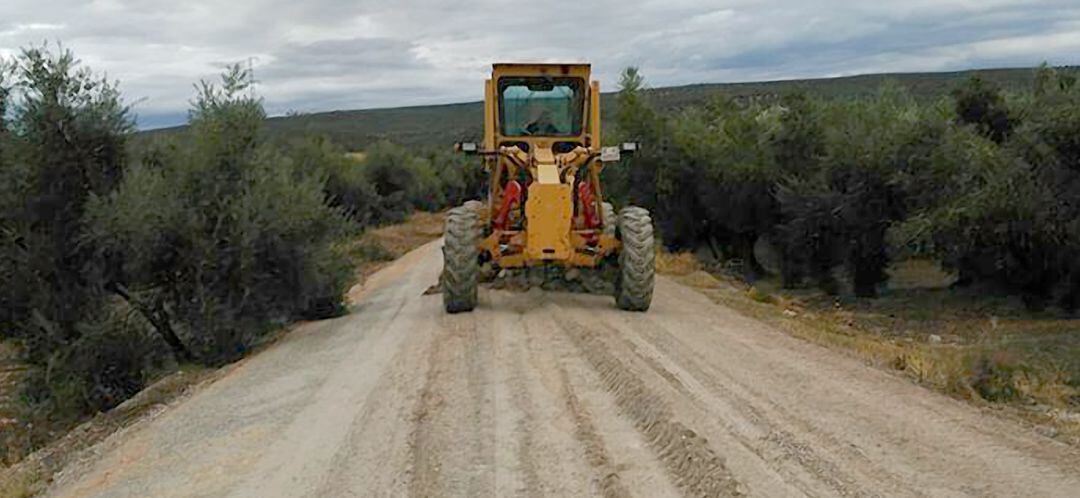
[[46, 239, 1080, 497]]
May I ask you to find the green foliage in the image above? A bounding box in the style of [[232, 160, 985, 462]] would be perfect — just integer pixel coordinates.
[[785, 88, 918, 296], [358, 141, 445, 222], [952, 76, 1015, 143], [667, 96, 778, 275], [22, 300, 165, 419], [2, 46, 479, 453], [773, 174, 846, 293], [425, 147, 486, 209], [770, 92, 826, 175], [971, 352, 1036, 403], [607, 67, 686, 249], [618, 65, 1080, 307], [898, 127, 1048, 289], [279, 137, 483, 228], [284, 135, 379, 225], [0, 58, 12, 128], [903, 66, 1080, 309], [89, 65, 353, 363], [605, 68, 652, 208], [0, 46, 145, 417]]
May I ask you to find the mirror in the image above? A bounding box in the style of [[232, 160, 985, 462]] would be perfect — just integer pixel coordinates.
[[455, 142, 479, 154]]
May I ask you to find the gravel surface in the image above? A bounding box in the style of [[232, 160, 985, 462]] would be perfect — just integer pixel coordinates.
[[45, 239, 1080, 497]]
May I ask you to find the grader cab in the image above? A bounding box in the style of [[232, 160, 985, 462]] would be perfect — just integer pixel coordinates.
[[443, 63, 655, 313]]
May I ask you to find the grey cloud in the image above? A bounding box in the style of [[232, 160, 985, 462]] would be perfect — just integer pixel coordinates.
[[260, 38, 428, 79], [2, 0, 1079, 129]]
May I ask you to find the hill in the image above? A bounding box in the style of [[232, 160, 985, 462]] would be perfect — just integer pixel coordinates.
[[142, 67, 1044, 150]]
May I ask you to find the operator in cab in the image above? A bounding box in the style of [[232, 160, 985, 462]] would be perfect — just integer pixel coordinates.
[[525, 108, 560, 135]]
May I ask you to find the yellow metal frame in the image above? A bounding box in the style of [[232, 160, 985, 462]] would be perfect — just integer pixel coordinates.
[[479, 231, 620, 269], [476, 63, 617, 269]]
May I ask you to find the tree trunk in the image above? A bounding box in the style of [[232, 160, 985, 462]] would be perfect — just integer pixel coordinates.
[[737, 233, 767, 281], [106, 282, 194, 362]]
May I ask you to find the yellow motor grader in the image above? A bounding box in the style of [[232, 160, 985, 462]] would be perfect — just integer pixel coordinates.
[[443, 63, 654, 313]]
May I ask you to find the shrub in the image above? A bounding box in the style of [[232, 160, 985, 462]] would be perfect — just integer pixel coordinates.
[[893, 66, 1080, 309], [284, 135, 379, 226], [798, 88, 916, 296], [606, 67, 666, 211], [425, 148, 486, 208], [773, 174, 846, 293], [613, 66, 1080, 303], [359, 141, 440, 223], [0, 46, 148, 415], [971, 352, 1031, 403], [952, 75, 1016, 143], [22, 301, 165, 417], [897, 128, 1065, 307], [88, 65, 353, 364], [670, 97, 778, 277]]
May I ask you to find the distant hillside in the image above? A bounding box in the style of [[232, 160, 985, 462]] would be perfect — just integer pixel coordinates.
[[142, 67, 1045, 150]]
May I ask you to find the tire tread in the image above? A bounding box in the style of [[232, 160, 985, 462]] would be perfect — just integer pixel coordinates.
[[615, 206, 655, 311]]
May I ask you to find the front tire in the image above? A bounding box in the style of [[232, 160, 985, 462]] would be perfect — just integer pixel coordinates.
[[615, 206, 655, 311], [443, 204, 481, 313]]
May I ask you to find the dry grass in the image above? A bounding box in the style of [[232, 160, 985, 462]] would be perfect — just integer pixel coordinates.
[[655, 250, 701, 276], [361, 211, 445, 256], [344, 211, 445, 284], [657, 252, 1080, 446], [1, 342, 31, 469]]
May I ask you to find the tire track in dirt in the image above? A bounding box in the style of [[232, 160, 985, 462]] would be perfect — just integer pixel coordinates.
[[404, 321, 446, 497], [502, 317, 543, 497], [556, 363, 631, 498], [503, 291, 679, 497], [553, 313, 743, 497], [608, 316, 880, 497], [510, 293, 628, 496], [613, 278, 1080, 497], [512, 296, 632, 498], [662, 279, 1077, 465], [407, 310, 496, 497], [613, 317, 872, 496], [313, 300, 439, 496], [464, 309, 497, 495]]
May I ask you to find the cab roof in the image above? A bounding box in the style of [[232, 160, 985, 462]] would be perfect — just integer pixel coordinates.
[[492, 63, 590, 79]]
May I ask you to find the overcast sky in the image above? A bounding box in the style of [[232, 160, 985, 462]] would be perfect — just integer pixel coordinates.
[[3, 0, 1080, 128]]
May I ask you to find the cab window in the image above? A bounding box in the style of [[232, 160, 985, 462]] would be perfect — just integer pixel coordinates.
[[498, 77, 584, 136]]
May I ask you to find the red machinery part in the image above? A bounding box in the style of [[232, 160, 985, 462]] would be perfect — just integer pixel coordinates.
[[577, 181, 600, 229], [494, 180, 522, 230]]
